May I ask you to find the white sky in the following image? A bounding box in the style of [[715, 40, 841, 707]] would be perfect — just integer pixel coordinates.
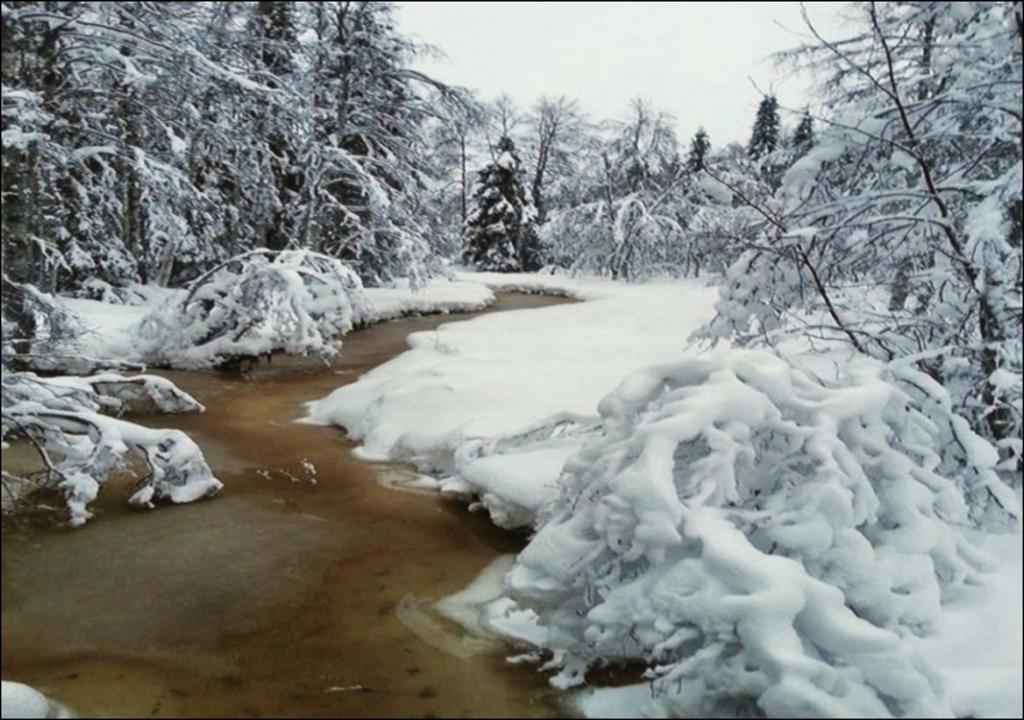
[[396, 1, 848, 146]]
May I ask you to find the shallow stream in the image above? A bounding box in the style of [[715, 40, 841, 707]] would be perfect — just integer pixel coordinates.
[[1, 293, 573, 718]]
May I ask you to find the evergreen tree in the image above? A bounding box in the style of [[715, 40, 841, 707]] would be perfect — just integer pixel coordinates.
[[747, 95, 780, 160], [463, 136, 537, 272], [792, 110, 814, 155], [686, 127, 711, 172]]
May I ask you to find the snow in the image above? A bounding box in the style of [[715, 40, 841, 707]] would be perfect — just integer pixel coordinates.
[[60, 295, 162, 363], [302, 272, 720, 526], [0, 681, 69, 719], [57, 276, 496, 369], [355, 277, 495, 323], [299, 270, 1021, 717], [2, 372, 221, 525], [0, 127, 46, 150], [496, 150, 518, 171], [436, 554, 546, 648], [915, 531, 1024, 719], [574, 683, 652, 719], [457, 441, 586, 528]]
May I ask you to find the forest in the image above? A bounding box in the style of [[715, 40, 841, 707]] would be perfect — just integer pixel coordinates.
[[1, 2, 1021, 719]]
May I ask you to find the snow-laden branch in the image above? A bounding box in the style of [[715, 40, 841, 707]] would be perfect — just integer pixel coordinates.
[[2, 372, 221, 526]]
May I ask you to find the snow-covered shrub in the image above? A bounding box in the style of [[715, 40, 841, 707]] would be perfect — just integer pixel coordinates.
[[540, 193, 694, 281], [136, 249, 365, 369], [505, 350, 1019, 718], [2, 372, 221, 526]]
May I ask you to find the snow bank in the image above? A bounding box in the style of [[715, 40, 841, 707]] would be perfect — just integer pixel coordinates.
[[915, 530, 1023, 719], [435, 554, 546, 648], [60, 296, 154, 364], [303, 274, 720, 527], [355, 276, 495, 324], [452, 269, 609, 300]]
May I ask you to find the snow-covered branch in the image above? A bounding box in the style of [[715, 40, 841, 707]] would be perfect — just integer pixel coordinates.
[[2, 371, 221, 525]]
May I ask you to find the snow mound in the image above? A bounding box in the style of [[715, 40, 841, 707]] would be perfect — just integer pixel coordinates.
[[505, 349, 1019, 718], [137, 250, 365, 369]]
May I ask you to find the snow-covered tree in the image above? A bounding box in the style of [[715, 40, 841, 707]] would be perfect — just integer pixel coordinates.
[[792, 109, 815, 156], [686, 127, 711, 173], [0, 1, 471, 299], [463, 136, 539, 272], [538, 99, 701, 279], [524, 96, 591, 225], [747, 94, 780, 160], [703, 1, 1023, 473], [2, 371, 221, 525], [421, 103, 487, 258]]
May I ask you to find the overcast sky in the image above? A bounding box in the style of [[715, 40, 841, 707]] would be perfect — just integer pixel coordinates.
[[395, 2, 848, 146]]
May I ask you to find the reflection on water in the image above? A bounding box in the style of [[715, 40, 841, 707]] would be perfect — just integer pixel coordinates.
[[1, 294, 573, 718]]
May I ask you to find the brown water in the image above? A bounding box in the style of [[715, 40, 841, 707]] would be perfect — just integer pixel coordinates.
[[1, 293, 574, 718]]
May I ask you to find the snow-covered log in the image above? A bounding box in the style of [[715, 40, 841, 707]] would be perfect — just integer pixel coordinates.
[[505, 349, 1020, 718], [1, 372, 221, 526], [136, 250, 366, 370]]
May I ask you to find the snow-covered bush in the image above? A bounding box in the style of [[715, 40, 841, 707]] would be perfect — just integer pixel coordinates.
[[2, 372, 221, 526], [540, 192, 696, 281], [137, 250, 365, 369], [505, 350, 1019, 718]]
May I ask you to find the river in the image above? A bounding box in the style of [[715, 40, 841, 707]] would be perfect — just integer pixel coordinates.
[[1, 293, 574, 718]]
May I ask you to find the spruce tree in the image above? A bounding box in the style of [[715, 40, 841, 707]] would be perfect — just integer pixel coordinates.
[[463, 136, 537, 272], [792, 110, 814, 155], [686, 127, 711, 172], [747, 95, 780, 160]]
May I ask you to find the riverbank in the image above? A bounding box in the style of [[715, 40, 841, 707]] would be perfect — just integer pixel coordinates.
[[304, 272, 721, 527]]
